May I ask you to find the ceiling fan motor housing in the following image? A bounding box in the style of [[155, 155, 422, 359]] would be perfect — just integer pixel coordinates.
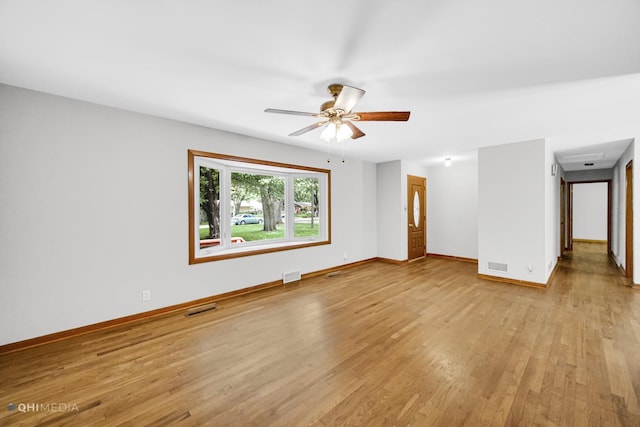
[[320, 100, 335, 112], [321, 84, 344, 112]]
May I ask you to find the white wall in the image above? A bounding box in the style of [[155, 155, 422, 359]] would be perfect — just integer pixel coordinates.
[[426, 154, 478, 259], [565, 169, 613, 182], [572, 182, 608, 241], [357, 161, 379, 262], [375, 160, 427, 261], [545, 144, 560, 278], [376, 160, 403, 260], [612, 160, 623, 266], [611, 142, 634, 269], [478, 139, 548, 284], [0, 84, 378, 345]]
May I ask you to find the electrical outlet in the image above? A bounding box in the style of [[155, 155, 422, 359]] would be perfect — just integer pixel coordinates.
[[142, 290, 151, 302]]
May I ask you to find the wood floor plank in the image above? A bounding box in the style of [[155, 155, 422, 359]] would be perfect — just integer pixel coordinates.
[[1, 242, 640, 426]]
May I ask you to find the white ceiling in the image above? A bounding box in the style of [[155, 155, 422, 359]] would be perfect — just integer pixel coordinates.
[[1, 0, 639, 167]]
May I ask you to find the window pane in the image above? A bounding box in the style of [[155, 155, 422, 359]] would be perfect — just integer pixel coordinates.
[[230, 172, 285, 243], [199, 166, 221, 249], [294, 177, 320, 239]]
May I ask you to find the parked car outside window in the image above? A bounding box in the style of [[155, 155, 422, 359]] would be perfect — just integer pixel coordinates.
[[231, 213, 264, 225]]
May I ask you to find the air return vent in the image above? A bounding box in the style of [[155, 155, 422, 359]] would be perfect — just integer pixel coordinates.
[[282, 270, 301, 284], [560, 152, 604, 163], [488, 261, 508, 272]]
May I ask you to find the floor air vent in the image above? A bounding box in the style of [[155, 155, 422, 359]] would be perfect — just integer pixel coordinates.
[[283, 271, 301, 284], [488, 261, 508, 272], [185, 303, 217, 317]]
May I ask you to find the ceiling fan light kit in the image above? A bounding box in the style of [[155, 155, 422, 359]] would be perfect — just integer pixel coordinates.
[[320, 120, 353, 143], [265, 83, 411, 145]]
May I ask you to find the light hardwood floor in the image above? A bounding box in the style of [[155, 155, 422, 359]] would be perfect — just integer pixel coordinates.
[[1, 242, 640, 426]]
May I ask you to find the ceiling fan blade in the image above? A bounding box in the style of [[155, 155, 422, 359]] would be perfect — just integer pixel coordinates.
[[288, 122, 326, 136], [265, 108, 321, 117], [351, 111, 411, 121], [333, 85, 365, 113], [343, 121, 365, 139]]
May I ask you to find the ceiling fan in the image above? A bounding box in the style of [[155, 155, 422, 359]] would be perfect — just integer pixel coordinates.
[[265, 84, 410, 143]]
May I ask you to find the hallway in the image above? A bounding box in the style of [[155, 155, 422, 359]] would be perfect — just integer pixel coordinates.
[[543, 241, 640, 425], [559, 241, 617, 277]]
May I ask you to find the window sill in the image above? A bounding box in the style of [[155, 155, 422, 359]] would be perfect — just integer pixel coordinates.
[[190, 239, 330, 264]]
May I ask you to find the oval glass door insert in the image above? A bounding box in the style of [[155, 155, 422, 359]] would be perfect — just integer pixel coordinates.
[[413, 191, 420, 228]]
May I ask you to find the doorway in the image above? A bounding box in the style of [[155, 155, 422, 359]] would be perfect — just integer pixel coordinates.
[[407, 175, 426, 261], [626, 160, 633, 278], [567, 180, 612, 255], [560, 178, 566, 256]]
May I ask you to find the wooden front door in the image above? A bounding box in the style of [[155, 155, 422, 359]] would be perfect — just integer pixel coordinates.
[[407, 175, 426, 261]]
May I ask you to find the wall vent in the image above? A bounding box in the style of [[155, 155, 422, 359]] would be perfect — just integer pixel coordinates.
[[488, 261, 508, 272], [283, 270, 301, 284]]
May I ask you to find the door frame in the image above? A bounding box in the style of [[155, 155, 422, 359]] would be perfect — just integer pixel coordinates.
[[560, 178, 566, 256], [626, 160, 633, 279]]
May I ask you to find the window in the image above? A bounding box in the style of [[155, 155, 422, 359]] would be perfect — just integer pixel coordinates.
[[188, 150, 331, 264], [294, 177, 321, 239]]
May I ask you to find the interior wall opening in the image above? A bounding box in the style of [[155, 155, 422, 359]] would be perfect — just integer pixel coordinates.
[[567, 180, 612, 256]]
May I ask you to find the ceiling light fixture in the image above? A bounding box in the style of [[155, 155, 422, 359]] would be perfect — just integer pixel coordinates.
[[320, 119, 353, 143]]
